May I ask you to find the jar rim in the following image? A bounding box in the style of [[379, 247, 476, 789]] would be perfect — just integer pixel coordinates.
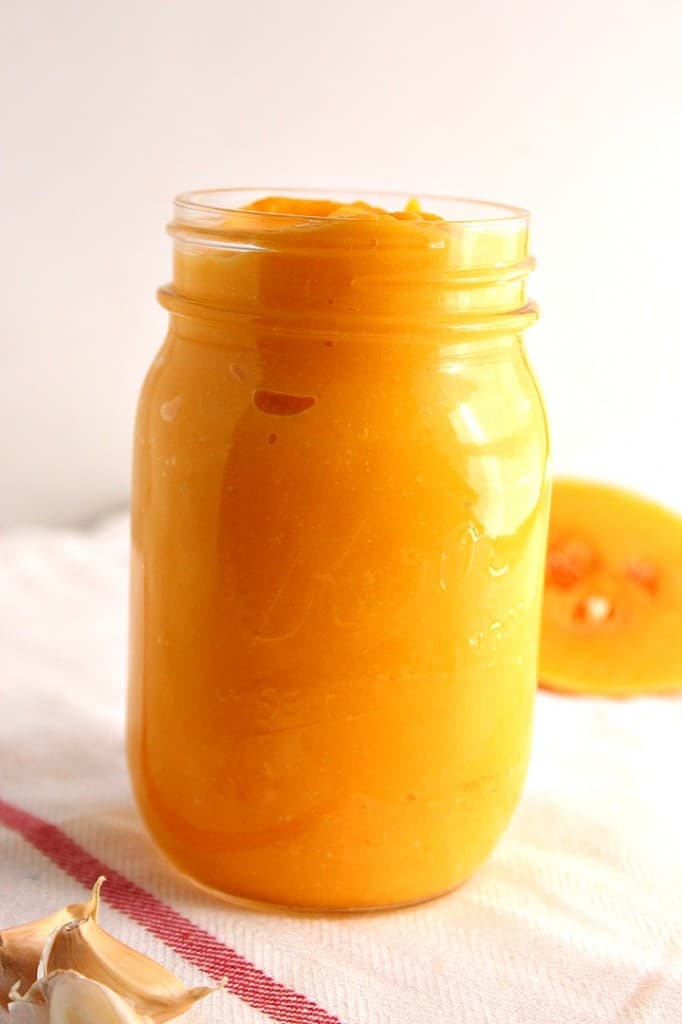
[[174, 187, 530, 227]]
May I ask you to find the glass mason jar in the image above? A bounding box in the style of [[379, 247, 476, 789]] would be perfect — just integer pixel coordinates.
[[127, 189, 550, 911]]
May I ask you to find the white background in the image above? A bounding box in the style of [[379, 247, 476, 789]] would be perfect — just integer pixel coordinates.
[[1, 0, 681, 526]]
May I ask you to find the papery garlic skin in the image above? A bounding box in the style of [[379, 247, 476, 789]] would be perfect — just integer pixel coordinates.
[[0, 879, 104, 1009], [9, 971, 149, 1024], [39, 919, 211, 1023], [6, 979, 48, 1024]]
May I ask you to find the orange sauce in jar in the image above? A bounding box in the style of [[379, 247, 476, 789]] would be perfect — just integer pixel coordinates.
[[127, 189, 550, 910]]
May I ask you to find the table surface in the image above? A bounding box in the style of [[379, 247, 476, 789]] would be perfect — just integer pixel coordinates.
[[1, 516, 681, 1024]]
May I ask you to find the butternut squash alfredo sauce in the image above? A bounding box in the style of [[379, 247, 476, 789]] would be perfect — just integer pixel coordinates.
[[127, 189, 550, 910]]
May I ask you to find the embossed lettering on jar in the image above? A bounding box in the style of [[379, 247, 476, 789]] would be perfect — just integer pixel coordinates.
[[127, 189, 551, 911]]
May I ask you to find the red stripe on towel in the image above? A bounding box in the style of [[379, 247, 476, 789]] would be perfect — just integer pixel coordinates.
[[0, 797, 345, 1024]]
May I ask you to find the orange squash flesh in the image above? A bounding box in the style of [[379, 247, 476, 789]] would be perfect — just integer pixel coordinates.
[[540, 479, 682, 696]]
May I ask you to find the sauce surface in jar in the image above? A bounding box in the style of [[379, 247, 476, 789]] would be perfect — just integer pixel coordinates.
[[128, 189, 550, 910]]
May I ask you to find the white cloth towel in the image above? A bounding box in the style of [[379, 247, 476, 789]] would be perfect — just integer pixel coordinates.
[[1, 516, 681, 1024]]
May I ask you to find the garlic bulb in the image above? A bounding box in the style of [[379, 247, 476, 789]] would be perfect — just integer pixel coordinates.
[[9, 970, 149, 1024], [0, 879, 104, 1009], [39, 918, 211, 1023]]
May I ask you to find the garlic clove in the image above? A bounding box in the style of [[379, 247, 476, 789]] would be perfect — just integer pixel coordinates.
[[0, 878, 105, 1008], [6, 1000, 48, 1024], [9, 970, 149, 1024], [39, 918, 212, 1023]]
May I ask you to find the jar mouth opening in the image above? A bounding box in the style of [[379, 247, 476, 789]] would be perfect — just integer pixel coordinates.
[[174, 187, 530, 228], [168, 188, 536, 335]]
